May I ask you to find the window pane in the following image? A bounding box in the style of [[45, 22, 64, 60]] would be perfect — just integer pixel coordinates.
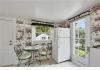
[[33, 25, 50, 41], [75, 29, 78, 38], [36, 25, 50, 33], [79, 39, 86, 57], [78, 19, 85, 38], [75, 23, 78, 38], [73, 18, 86, 58], [75, 39, 86, 57], [36, 25, 41, 32], [79, 29, 85, 38], [36, 33, 41, 37], [75, 39, 79, 56], [45, 26, 50, 32], [75, 47, 79, 56], [41, 26, 45, 32]]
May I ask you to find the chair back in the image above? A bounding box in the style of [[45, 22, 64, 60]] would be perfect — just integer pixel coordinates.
[[47, 43, 52, 50], [40, 43, 48, 52], [14, 46, 22, 57]]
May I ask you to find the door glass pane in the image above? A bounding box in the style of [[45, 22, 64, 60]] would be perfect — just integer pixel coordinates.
[[74, 18, 86, 58], [79, 29, 85, 38], [78, 19, 85, 38], [75, 39, 79, 56], [79, 39, 86, 57], [75, 23, 78, 38]]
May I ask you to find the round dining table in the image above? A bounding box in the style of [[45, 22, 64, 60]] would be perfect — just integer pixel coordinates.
[[22, 45, 42, 62]]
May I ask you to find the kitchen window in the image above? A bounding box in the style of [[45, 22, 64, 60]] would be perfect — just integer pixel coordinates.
[[32, 25, 50, 41]]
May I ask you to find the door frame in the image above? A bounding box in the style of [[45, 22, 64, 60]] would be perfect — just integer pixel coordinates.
[[70, 16, 90, 66]]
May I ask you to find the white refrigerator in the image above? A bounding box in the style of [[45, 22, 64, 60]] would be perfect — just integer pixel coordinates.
[[52, 28, 70, 63]]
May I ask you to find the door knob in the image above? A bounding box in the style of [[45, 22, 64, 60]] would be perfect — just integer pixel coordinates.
[[9, 40, 13, 45], [86, 46, 90, 53], [10, 40, 12, 42]]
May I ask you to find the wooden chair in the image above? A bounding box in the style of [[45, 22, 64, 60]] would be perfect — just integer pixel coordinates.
[[39, 43, 49, 64], [47, 43, 52, 58], [14, 46, 32, 66]]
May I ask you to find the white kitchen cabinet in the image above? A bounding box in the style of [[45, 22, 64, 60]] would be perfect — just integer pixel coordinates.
[[0, 17, 17, 66], [89, 48, 100, 67]]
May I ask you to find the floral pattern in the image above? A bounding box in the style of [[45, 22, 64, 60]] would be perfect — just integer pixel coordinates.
[[90, 7, 100, 46], [16, 19, 32, 48]]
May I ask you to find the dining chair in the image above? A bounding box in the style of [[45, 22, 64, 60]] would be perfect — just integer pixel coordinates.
[[14, 46, 32, 66], [32, 45, 40, 61], [39, 43, 49, 64], [47, 43, 52, 58]]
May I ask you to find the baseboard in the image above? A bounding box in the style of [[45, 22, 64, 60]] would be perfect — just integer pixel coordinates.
[[0, 64, 17, 67]]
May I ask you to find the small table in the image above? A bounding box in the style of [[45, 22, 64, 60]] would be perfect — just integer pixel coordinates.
[[22, 45, 42, 61]]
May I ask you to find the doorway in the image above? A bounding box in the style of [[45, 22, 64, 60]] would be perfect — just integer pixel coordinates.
[[0, 19, 17, 66], [72, 17, 89, 66]]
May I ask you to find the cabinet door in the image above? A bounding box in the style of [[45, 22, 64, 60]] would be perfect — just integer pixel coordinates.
[[90, 48, 100, 67], [0, 20, 17, 66]]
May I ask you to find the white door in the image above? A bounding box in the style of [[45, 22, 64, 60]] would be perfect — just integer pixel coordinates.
[[72, 17, 90, 66], [0, 19, 17, 66]]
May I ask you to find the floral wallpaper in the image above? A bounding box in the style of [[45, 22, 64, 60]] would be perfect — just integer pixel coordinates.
[[90, 6, 100, 47], [16, 18, 32, 48]]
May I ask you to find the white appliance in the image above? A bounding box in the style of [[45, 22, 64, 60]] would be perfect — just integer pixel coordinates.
[[52, 28, 70, 63]]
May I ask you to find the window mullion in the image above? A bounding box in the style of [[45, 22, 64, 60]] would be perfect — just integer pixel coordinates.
[[78, 23, 80, 56]]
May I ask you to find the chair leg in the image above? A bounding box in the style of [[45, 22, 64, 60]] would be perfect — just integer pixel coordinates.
[[17, 60, 21, 66], [39, 54, 41, 65], [28, 58, 31, 66], [46, 52, 49, 60], [39, 60, 41, 65], [46, 55, 48, 60]]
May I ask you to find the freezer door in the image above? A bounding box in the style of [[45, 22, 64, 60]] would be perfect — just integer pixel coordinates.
[[57, 38, 70, 63], [57, 28, 70, 37]]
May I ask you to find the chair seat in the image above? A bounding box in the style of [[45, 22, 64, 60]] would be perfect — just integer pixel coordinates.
[[39, 52, 47, 55], [19, 53, 31, 60]]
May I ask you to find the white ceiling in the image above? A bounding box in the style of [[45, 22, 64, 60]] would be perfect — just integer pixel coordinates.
[[0, 0, 100, 22]]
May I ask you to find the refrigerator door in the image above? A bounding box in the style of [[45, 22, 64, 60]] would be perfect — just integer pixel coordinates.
[[56, 28, 70, 38], [52, 38, 58, 61], [57, 38, 70, 63]]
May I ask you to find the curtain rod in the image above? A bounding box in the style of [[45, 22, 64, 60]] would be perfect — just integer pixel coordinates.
[[68, 10, 91, 22], [31, 19, 54, 27], [31, 20, 54, 24], [31, 23, 54, 27]]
